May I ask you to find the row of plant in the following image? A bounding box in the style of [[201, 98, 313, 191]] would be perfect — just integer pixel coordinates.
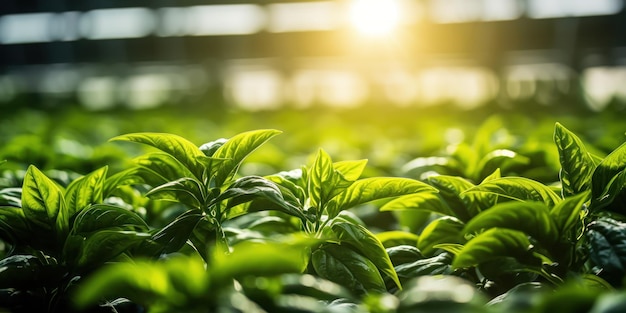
[[0, 121, 625, 312]]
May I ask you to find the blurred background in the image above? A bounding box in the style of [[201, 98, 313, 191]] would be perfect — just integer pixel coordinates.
[[1, 0, 625, 177]]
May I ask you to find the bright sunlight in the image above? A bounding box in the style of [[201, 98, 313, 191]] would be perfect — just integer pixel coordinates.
[[348, 0, 401, 37]]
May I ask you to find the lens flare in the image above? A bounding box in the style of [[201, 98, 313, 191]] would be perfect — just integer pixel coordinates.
[[348, 0, 401, 37]]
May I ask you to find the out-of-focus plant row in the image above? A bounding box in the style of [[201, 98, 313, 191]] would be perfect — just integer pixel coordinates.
[[0, 105, 625, 312]]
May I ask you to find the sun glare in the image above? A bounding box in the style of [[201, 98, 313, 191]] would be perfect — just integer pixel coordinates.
[[348, 0, 401, 37]]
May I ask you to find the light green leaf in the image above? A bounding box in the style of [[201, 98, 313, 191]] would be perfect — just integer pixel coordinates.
[[333, 159, 368, 182], [464, 177, 562, 207], [308, 149, 337, 210], [312, 243, 386, 295], [134, 152, 197, 184], [476, 149, 530, 182], [326, 177, 437, 218], [211, 129, 282, 187], [376, 231, 419, 248], [379, 193, 454, 217], [21, 165, 67, 236], [331, 221, 401, 289], [110, 133, 205, 180], [554, 123, 597, 197], [418, 216, 464, 256], [464, 201, 558, 245], [103, 167, 146, 197], [65, 166, 108, 217], [453, 228, 540, 269]]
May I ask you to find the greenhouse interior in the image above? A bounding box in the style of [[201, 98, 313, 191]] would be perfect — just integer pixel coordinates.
[[1, 1, 626, 312]]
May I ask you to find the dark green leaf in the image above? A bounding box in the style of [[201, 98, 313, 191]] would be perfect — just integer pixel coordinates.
[[110, 133, 205, 180], [549, 191, 589, 237], [331, 221, 401, 289], [64, 166, 107, 217], [418, 216, 464, 256], [78, 230, 150, 268], [592, 141, 626, 209], [144, 210, 204, 256], [145, 177, 204, 209], [217, 176, 306, 220], [0, 206, 29, 244], [386, 245, 423, 266], [554, 122, 597, 197], [0, 187, 22, 207], [134, 152, 197, 184], [326, 177, 437, 219], [393, 253, 453, 285], [463, 201, 559, 246], [464, 177, 561, 207], [312, 243, 386, 295], [587, 218, 626, 285], [592, 169, 626, 213], [71, 204, 148, 235], [211, 129, 282, 187], [453, 228, 540, 269]]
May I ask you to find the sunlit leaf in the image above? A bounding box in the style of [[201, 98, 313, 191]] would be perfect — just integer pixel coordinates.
[[476, 149, 530, 182], [427, 175, 476, 221], [376, 231, 419, 248], [333, 159, 368, 182], [453, 228, 540, 269], [110, 133, 205, 179], [379, 193, 454, 217], [21, 165, 67, 236], [418, 216, 464, 256], [211, 129, 282, 187], [331, 221, 401, 289], [554, 122, 597, 197], [464, 201, 559, 246], [326, 177, 437, 218], [64, 166, 107, 217], [464, 177, 562, 207], [146, 177, 204, 210], [308, 149, 336, 210]]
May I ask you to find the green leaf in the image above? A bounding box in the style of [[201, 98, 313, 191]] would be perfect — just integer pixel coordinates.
[[144, 210, 204, 256], [550, 191, 589, 237], [554, 123, 597, 197], [592, 141, 626, 205], [145, 177, 204, 210], [418, 216, 464, 256], [78, 230, 150, 268], [312, 243, 386, 295], [331, 221, 401, 289], [217, 176, 306, 220], [64, 166, 107, 217], [427, 175, 476, 221], [21, 165, 68, 236], [464, 177, 562, 207], [211, 240, 311, 287], [0, 255, 57, 289], [453, 228, 540, 269], [586, 218, 626, 285], [326, 177, 437, 219], [379, 193, 455, 217], [333, 159, 368, 182], [0, 208, 28, 247], [464, 201, 559, 246], [103, 167, 146, 196], [110, 133, 205, 180], [376, 231, 419, 248], [592, 169, 626, 213], [71, 204, 148, 235], [308, 149, 337, 210], [135, 152, 198, 184], [211, 129, 282, 187], [476, 149, 530, 182]]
